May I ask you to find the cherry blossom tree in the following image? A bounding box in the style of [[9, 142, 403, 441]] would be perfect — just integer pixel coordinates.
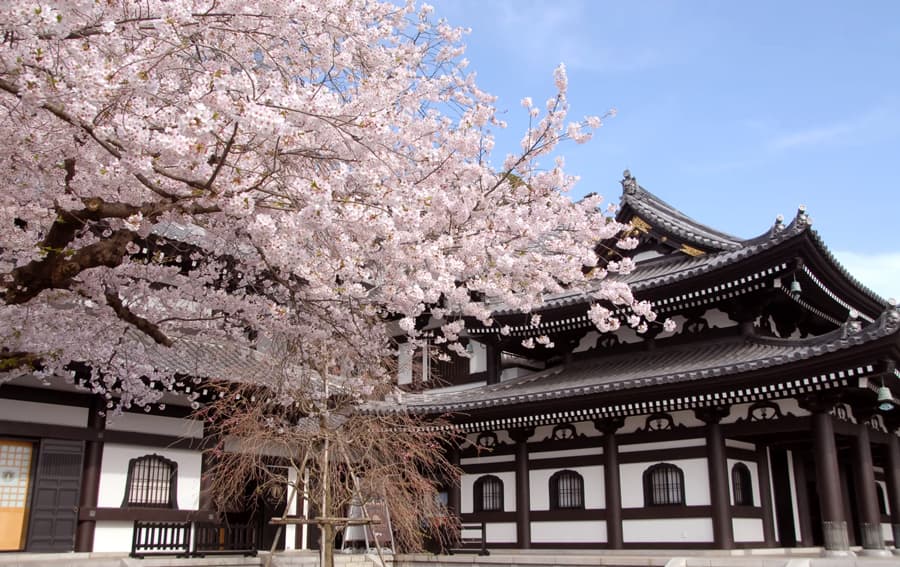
[[0, 0, 650, 406]]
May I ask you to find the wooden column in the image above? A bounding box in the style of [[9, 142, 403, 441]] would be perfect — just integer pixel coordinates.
[[485, 340, 501, 385], [75, 397, 105, 552], [791, 450, 814, 547], [809, 404, 849, 551], [884, 434, 900, 550], [448, 445, 461, 517], [850, 408, 887, 553], [756, 446, 776, 546], [509, 427, 534, 549], [696, 406, 733, 549], [595, 417, 624, 549]]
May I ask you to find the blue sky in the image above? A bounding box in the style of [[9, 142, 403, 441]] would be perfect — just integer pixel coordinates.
[[428, 0, 900, 301]]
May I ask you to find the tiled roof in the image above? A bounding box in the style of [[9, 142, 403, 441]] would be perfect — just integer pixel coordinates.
[[379, 307, 900, 414]]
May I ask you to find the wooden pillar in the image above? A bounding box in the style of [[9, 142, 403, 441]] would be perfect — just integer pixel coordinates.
[[884, 434, 900, 550], [594, 418, 624, 549], [810, 407, 849, 551], [756, 446, 776, 547], [485, 340, 501, 385], [791, 450, 814, 547], [75, 397, 105, 552], [696, 406, 733, 549], [509, 427, 533, 549], [448, 445, 461, 517], [850, 409, 887, 553]]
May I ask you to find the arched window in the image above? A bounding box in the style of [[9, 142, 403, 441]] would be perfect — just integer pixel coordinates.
[[123, 454, 178, 508], [550, 470, 584, 510], [732, 463, 754, 506], [643, 463, 684, 506], [876, 483, 888, 515], [473, 475, 503, 512]]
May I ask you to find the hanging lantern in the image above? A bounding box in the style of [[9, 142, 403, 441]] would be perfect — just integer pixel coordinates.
[[790, 278, 802, 297], [877, 385, 894, 411]]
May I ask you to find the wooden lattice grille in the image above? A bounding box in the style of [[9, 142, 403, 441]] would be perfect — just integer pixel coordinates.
[[644, 463, 684, 506]]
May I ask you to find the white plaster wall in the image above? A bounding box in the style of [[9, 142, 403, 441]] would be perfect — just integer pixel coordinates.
[[671, 410, 705, 428], [483, 522, 516, 544], [622, 518, 714, 543], [97, 443, 202, 510], [725, 439, 756, 451], [93, 521, 135, 553], [460, 471, 515, 514], [530, 520, 606, 543], [727, 459, 760, 506], [530, 466, 604, 511], [460, 454, 514, 465], [105, 412, 203, 439], [620, 459, 710, 508], [704, 308, 736, 329], [0, 399, 87, 427], [465, 429, 513, 447], [530, 446, 602, 460], [468, 340, 486, 374], [732, 518, 764, 543], [619, 438, 705, 453], [882, 523, 893, 544]]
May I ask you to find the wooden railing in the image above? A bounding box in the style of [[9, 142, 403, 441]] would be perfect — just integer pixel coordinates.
[[449, 522, 489, 556], [131, 521, 258, 558], [194, 522, 258, 556], [130, 521, 191, 558]]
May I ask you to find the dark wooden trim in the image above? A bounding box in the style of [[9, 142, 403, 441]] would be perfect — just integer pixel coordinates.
[[0, 384, 95, 407], [462, 444, 709, 478], [514, 439, 530, 548], [619, 445, 707, 464], [75, 397, 104, 552], [459, 511, 515, 523], [531, 454, 603, 470], [791, 450, 813, 547], [723, 415, 812, 438], [756, 446, 776, 546], [0, 384, 194, 418], [530, 509, 606, 521], [0, 419, 206, 450], [621, 505, 711, 520], [79, 507, 218, 523], [730, 506, 765, 519]]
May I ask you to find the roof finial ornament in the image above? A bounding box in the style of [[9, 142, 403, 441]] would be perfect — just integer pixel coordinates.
[[842, 308, 863, 337], [795, 204, 811, 227], [621, 169, 638, 195], [770, 214, 785, 238]]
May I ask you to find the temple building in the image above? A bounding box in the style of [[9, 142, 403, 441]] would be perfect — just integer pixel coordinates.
[[1, 172, 898, 556], [386, 172, 900, 555]]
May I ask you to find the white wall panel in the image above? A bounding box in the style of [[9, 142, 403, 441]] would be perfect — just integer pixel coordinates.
[[530, 446, 602, 460], [97, 443, 202, 510], [460, 454, 514, 465], [622, 518, 714, 543], [530, 520, 606, 543], [732, 518, 764, 542], [106, 412, 203, 439], [619, 438, 705, 453], [93, 521, 135, 553], [484, 522, 516, 543], [0, 399, 86, 427]]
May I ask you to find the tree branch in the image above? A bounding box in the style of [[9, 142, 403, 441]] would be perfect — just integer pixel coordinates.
[[104, 287, 173, 347]]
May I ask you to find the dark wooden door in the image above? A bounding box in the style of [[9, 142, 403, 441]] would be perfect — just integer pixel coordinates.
[[26, 439, 84, 552]]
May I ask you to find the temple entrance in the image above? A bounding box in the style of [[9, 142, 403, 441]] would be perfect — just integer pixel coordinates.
[[769, 448, 798, 547], [24, 439, 83, 552]]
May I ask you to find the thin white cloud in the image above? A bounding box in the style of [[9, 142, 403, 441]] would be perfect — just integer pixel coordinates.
[[768, 104, 900, 152], [831, 250, 900, 302]]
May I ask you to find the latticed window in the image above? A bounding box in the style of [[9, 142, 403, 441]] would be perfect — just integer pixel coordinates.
[[473, 475, 503, 512], [550, 470, 584, 510], [123, 454, 178, 508], [643, 463, 684, 506], [732, 463, 754, 506]]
